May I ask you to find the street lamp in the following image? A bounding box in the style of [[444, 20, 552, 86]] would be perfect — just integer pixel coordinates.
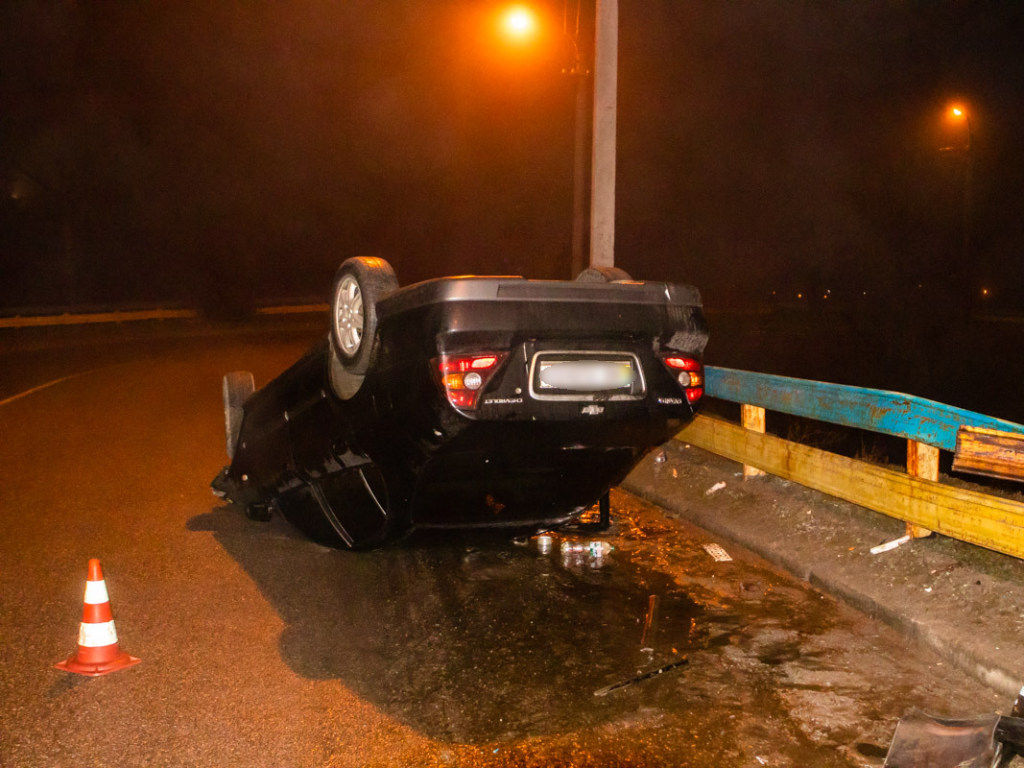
[[499, 5, 539, 44], [945, 104, 973, 149], [943, 103, 974, 269], [493, 2, 619, 276]]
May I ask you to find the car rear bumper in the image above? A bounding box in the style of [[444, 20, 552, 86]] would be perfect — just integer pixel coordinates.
[[405, 417, 682, 527]]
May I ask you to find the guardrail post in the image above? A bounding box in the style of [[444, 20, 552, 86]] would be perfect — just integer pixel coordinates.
[[906, 440, 937, 538], [741, 404, 766, 479]]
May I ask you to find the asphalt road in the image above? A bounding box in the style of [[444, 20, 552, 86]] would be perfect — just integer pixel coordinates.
[[0, 321, 1008, 767]]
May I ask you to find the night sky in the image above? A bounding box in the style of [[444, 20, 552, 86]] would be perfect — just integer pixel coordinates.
[[2, 1, 1024, 316]]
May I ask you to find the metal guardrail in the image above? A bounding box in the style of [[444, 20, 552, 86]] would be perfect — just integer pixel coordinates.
[[705, 366, 1024, 452], [678, 366, 1024, 559]]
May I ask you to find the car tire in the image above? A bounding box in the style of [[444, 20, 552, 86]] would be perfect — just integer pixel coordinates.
[[328, 344, 364, 400], [574, 265, 633, 282], [222, 371, 255, 459], [329, 257, 399, 377]]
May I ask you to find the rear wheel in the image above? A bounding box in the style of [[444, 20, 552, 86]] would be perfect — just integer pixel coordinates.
[[330, 257, 398, 375], [575, 266, 633, 282]]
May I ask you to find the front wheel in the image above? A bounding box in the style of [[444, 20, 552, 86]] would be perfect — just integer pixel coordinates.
[[222, 371, 254, 459]]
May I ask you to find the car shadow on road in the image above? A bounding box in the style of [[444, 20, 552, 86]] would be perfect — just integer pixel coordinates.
[[188, 502, 711, 744]]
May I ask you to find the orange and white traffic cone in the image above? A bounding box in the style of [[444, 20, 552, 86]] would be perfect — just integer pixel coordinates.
[[55, 558, 140, 676]]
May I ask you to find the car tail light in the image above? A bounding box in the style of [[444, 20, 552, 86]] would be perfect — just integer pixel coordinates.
[[433, 353, 507, 409], [662, 355, 704, 404]]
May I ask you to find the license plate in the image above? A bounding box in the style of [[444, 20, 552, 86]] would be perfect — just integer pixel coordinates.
[[537, 360, 635, 392]]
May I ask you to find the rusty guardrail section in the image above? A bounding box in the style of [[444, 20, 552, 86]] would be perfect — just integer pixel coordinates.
[[680, 367, 1024, 559]]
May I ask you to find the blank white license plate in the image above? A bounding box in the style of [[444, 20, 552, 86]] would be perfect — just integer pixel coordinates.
[[537, 360, 634, 392]]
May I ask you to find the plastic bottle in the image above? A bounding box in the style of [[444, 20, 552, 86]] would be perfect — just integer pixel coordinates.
[[560, 540, 613, 557]]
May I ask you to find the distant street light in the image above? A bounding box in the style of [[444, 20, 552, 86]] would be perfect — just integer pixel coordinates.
[[942, 103, 974, 270], [945, 104, 973, 148]]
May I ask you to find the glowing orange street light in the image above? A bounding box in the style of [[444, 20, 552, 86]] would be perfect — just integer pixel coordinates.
[[499, 5, 538, 44], [939, 103, 974, 162], [941, 101, 975, 273], [489, 1, 620, 275]]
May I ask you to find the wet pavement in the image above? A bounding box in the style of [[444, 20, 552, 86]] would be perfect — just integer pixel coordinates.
[[0, 322, 1015, 766], [191, 488, 1007, 767], [626, 436, 1024, 701]]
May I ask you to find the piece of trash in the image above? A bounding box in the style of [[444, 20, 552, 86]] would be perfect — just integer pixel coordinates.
[[594, 658, 689, 697], [654, 450, 667, 463], [870, 534, 911, 555], [703, 543, 733, 562], [671, 468, 678, 478], [560, 551, 607, 570], [535, 534, 553, 554], [640, 595, 659, 651], [705, 481, 727, 496], [560, 540, 613, 557], [924, 586, 933, 593], [756, 758, 767, 766]]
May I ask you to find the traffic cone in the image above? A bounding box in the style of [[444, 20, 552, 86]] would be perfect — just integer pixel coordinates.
[[55, 558, 140, 676]]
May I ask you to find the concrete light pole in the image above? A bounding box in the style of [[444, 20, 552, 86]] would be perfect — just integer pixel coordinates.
[[565, 15, 589, 279], [589, 0, 618, 269]]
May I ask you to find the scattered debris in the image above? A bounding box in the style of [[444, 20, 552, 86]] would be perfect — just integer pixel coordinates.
[[654, 450, 667, 463], [671, 467, 678, 478], [593, 658, 689, 697], [703, 543, 733, 562], [561, 540, 613, 557], [705, 481, 727, 496], [640, 595, 659, 652], [870, 534, 911, 555]]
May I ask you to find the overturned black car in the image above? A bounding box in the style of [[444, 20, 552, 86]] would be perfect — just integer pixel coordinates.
[[212, 258, 709, 549]]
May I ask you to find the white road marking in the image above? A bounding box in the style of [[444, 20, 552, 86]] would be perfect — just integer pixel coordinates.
[[0, 371, 90, 408]]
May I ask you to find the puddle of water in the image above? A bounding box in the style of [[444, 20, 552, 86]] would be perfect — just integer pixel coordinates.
[[203, 493, 953, 766], [294, 532, 711, 743]]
